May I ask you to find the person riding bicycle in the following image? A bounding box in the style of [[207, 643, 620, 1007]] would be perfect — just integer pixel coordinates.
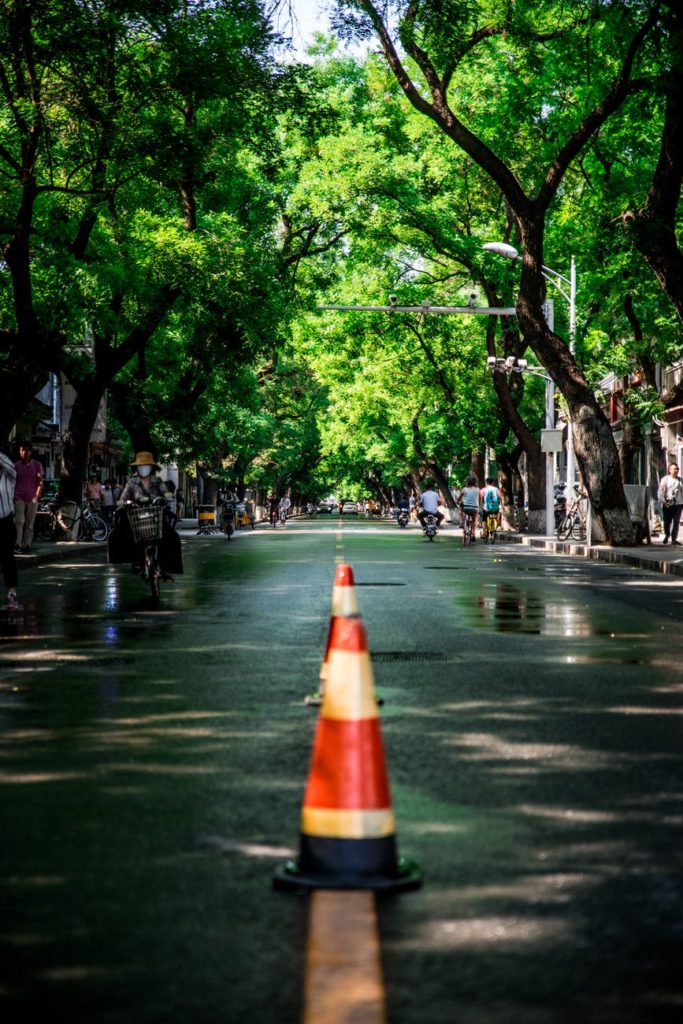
[[267, 493, 280, 527], [278, 493, 291, 524], [418, 481, 444, 531], [108, 451, 183, 578], [458, 475, 480, 537], [480, 477, 503, 534]]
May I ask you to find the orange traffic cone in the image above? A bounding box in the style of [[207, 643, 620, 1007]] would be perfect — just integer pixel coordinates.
[[275, 616, 421, 892], [305, 563, 360, 706]]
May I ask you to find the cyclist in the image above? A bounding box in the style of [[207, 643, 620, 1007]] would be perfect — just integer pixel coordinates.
[[267, 493, 280, 527], [480, 477, 503, 538], [109, 451, 183, 578], [278, 492, 291, 525], [457, 475, 480, 540], [417, 481, 444, 531]]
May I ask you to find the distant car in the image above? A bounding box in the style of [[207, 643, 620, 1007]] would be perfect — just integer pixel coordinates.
[[341, 501, 358, 515], [317, 503, 334, 514]]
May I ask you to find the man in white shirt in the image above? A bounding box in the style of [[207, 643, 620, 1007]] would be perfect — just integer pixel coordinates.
[[418, 481, 445, 529]]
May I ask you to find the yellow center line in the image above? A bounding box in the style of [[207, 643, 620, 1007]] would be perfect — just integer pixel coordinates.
[[303, 890, 385, 1024]]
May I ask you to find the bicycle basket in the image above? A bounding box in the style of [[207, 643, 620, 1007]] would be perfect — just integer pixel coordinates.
[[127, 505, 164, 543]]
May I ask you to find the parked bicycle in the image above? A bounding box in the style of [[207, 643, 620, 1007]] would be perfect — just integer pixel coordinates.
[[510, 495, 528, 533], [35, 499, 108, 542], [556, 486, 587, 541]]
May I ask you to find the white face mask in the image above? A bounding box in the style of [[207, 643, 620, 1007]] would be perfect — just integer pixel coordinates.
[[137, 465, 152, 478]]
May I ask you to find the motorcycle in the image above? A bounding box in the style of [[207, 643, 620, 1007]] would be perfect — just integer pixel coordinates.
[[397, 508, 410, 528], [422, 512, 438, 541]]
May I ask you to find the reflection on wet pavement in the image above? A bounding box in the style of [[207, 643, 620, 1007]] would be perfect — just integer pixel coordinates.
[[456, 581, 595, 636]]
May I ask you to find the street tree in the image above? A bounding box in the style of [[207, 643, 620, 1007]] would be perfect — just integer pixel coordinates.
[[329, 0, 670, 543]]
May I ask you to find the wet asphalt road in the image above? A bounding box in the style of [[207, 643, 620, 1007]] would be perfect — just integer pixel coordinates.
[[1, 518, 682, 1024]]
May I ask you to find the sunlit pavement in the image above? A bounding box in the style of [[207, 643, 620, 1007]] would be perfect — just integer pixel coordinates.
[[2, 517, 683, 1023]]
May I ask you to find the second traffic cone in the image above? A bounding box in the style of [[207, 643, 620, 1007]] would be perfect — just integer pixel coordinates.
[[320, 563, 360, 683], [275, 616, 421, 893], [305, 563, 360, 706]]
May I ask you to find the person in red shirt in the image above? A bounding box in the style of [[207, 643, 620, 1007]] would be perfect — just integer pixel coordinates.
[[84, 472, 105, 511], [14, 442, 44, 554]]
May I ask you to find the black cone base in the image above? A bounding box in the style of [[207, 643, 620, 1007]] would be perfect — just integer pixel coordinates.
[[273, 834, 422, 893]]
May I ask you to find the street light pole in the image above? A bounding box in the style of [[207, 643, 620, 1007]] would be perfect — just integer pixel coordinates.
[[565, 255, 577, 489], [483, 241, 577, 506]]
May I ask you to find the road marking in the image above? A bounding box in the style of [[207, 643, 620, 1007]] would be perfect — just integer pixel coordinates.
[[303, 890, 385, 1024]]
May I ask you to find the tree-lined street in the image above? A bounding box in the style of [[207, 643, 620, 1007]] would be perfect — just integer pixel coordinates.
[[2, 519, 682, 1022]]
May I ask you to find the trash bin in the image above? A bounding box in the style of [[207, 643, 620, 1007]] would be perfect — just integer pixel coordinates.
[[197, 504, 217, 535]]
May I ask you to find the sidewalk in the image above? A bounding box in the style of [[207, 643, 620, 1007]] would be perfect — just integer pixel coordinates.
[[501, 531, 683, 578]]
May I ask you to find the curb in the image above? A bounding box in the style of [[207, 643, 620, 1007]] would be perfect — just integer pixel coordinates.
[[503, 533, 683, 580]]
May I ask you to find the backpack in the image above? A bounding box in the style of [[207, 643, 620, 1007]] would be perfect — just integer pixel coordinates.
[[484, 487, 500, 512]]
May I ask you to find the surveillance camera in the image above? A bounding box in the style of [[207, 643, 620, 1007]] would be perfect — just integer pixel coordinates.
[[468, 292, 477, 308], [505, 356, 516, 370], [517, 358, 528, 370], [487, 356, 497, 368], [389, 294, 398, 306]]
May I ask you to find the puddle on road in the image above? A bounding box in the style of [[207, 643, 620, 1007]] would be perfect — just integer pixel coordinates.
[[453, 580, 655, 652]]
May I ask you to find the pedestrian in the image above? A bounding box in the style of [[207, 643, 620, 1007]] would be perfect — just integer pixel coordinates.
[[14, 441, 44, 554], [657, 462, 683, 545], [0, 447, 19, 609], [85, 471, 104, 511]]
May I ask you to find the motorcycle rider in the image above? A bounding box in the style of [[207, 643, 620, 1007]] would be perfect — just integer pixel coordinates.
[[395, 495, 410, 526], [418, 481, 444, 531]]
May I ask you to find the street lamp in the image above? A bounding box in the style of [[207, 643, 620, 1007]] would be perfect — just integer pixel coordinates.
[[482, 242, 577, 489]]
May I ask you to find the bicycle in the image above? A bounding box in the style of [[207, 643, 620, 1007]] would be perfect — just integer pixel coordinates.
[[220, 501, 235, 539], [126, 500, 166, 604], [482, 510, 499, 543], [461, 509, 477, 545], [510, 496, 528, 532], [36, 499, 108, 542], [556, 488, 587, 541]]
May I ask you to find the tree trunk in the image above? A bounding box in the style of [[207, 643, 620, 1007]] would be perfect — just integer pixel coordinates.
[[517, 223, 634, 544], [428, 461, 459, 520], [58, 383, 104, 504]]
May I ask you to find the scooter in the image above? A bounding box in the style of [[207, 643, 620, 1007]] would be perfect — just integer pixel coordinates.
[[422, 512, 438, 541], [397, 508, 410, 528]]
